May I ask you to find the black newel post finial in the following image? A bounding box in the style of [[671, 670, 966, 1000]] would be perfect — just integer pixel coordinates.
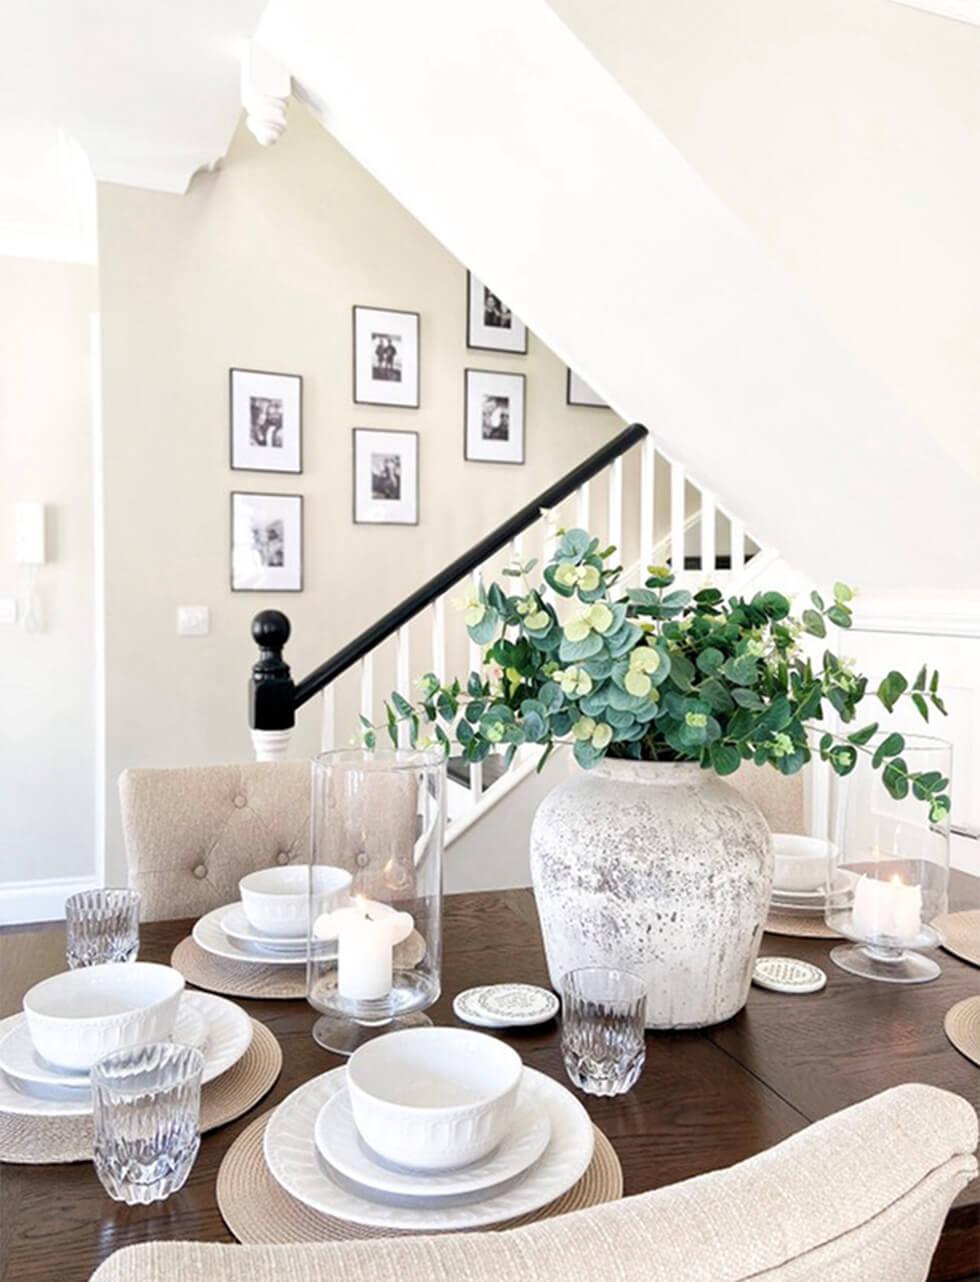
[[249, 610, 296, 731]]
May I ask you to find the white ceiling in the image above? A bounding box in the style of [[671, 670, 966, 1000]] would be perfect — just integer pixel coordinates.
[[0, 0, 266, 262], [892, 0, 980, 24]]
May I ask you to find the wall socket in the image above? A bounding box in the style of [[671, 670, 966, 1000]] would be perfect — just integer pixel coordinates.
[[177, 606, 210, 637]]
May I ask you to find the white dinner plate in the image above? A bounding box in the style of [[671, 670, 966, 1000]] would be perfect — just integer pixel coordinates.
[[0, 991, 252, 1116], [264, 1065, 594, 1231], [219, 903, 307, 952], [0, 999, 209, 1091], [314, 1083, 551, 1200], [193, 906, 308, 966]]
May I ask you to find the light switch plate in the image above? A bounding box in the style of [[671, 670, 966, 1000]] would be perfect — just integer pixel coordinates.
[[177, 606, 210, 637], [0, 598, 16, 624]]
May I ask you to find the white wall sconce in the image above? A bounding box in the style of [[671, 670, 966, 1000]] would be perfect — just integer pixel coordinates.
[[15, 501, 46, 633]]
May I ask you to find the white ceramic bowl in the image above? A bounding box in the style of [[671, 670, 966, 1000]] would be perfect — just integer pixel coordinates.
[[23, 962, 185, 1072], [239, 865, 353, 938], [346, 1027, 523, 1172], [772, 834, 837, 893]]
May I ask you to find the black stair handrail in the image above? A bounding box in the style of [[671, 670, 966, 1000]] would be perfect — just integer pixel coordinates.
[[249, 422, 649, 731]]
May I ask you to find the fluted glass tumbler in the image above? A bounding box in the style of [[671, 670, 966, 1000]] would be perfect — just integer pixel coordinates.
[[92, 1042, 204, 1205], [561, 967, 647, 1096], [65, 889, 141, 968]]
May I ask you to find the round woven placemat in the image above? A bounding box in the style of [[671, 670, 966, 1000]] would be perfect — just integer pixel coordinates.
[[0, 1019, 280, 1165], [217, 1111, 622, 1243], [172, 932, 427, 1001], [935, 910, 980, 968], [765, 911, 839, 940], [944, 996, 980, 1067]]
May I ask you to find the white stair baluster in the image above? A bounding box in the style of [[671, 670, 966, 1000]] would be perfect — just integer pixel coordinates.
[[639, 435, 655, 572], [431, 596, 446, 683], [396, 625, 411, 748], [607, 457, 623, 555], [575, 481, 591, 532], [360, 653, 374, 731], [320, 685, 336, 751], [700, 490, 716, 577], [468, 570, 484, 803], [730, 516, 746, 576], [671, 462, 686, 577]]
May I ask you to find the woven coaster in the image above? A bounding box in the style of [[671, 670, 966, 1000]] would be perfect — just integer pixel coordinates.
[[0, 1019, 280, 1165], [765, 912, 839, 940], [172, 932, 428, 1001], [217, 1111, 622, 1243], [944, 996, 980, 1067], [935, 910, 980, 968]]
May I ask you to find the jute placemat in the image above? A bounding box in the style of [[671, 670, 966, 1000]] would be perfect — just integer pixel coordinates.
[[765, 912, 839, 940], [935, 910, 980, 968], [944, 996, 980, 1067], [0, 1019, 280, 1165], [172, 933, 428, 1001], [217, 1111, 622, 1244]]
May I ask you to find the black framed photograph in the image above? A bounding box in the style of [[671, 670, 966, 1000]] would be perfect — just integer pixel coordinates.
[[464, 369, 526, 465], [566, 368, 609, 408], [230, 491, 303, 591], [466, 272, 527, 354], [229, 368, 302, 473], [353, 306, 420, 408], [353, 428, 419, 525]]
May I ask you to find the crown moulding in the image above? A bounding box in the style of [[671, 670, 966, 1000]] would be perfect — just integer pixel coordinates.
[[241, 42, 291, 148]]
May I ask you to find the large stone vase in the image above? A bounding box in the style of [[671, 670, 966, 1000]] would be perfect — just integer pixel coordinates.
[[529, 760, 772, 1028]]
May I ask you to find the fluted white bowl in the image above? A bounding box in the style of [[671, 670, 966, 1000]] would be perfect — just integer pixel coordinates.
[[772, 834, 837, 893], [23, 962, 184, 1071], [346, 1027, 523, 1172], [239, 865, 352, 938]]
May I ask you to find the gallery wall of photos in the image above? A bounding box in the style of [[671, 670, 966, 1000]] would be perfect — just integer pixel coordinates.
[[227, 273, 609, 592]]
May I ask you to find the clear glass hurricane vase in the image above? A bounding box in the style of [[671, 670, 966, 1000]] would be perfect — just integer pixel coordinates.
[[307, 748, 446, 1054], [824, 733, 950, 983]]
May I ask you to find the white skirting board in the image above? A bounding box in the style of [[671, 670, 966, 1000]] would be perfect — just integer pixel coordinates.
[[0, 875, 99, 927]]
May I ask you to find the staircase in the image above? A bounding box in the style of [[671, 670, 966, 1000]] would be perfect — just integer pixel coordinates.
[[249, 424, 779, 845]]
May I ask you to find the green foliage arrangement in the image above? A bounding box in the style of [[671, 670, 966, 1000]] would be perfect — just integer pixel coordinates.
[[365, 529, 950, 822]]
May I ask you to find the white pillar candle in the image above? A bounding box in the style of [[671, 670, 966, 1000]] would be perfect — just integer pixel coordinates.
[[851, 874, 922, 944], [314, 896, 414, 1001]]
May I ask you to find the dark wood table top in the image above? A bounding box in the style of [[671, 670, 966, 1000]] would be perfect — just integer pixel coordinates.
[[1, 881, 978, 1282]]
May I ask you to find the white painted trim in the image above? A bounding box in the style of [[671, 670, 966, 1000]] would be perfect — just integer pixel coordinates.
[[892, 1, 980, 27], [0, 876, 99, 927], [445, 749, 545, 848], [851, 594, 980, 638], [91, 312, 107, 890]]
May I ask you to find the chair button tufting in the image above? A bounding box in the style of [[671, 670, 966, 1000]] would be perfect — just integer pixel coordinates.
[[276, 851, 289, 866], [355, 852, 371, 869], [233, 794, 247, 808], [193, 863, 208, 879]]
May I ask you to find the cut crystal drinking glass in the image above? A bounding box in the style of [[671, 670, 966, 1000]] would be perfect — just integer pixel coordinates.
[[561, 966, 647, 1096], [91, 1042, 204, 1205], [65, 888, 141, 968]]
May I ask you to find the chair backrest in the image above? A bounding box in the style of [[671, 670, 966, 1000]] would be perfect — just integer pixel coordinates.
[[91, 1082, 976, 1282], [729, 761, 805, 834], [119, 763, 312, 921]]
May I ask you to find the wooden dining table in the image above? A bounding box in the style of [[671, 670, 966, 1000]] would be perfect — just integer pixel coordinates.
[[1, 878, 978, 1282]]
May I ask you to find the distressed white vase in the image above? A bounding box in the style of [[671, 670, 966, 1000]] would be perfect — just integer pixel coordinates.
[[530, 760, 772, 1029]]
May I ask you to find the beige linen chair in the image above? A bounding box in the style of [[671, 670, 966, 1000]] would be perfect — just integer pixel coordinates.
[[91, 1083, 976, 1282], [119, 763, 313, 921], [730, 762, 804, 835], [119, 761, 420, 922]]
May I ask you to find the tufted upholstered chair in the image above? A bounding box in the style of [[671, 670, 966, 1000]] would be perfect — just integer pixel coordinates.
[[119, 763, 313, 922], [728, 761, 805, 835], [119, 761, 422, 922], [90, 1083, 977, 1282]]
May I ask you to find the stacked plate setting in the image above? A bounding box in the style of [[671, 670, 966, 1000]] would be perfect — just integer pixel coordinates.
[[193, 865, 353, 967], [0, 961, 252, 1118], [769, 833, 853, 918], [262, 1026, 595, 1231]]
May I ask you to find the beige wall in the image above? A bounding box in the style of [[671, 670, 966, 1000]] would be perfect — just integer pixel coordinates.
[[0, 257, 97, 889], [97, 103, 634, 882], [551, 0, 980, 480]]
